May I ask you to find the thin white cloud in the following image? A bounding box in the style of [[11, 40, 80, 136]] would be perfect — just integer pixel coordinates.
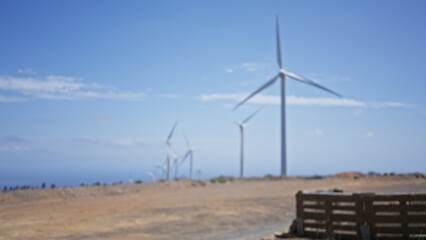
[[0, 75, 82, 93], [199, 93, 411, 109], [105, 138, 140, 147], [200, 93, 366, 107], [224, 68, 234, 73], [224, 62, 271, 73], [363, 132, 375, 139], [308, 73, 351, 83], [0, 75, 147, 101], [88, 116, 111, 126], [157, 94, 183, 99], [353, 109, 363, 117], [2, 135, 28, 143], [288, 96, 366, 107], [370, 102, 414, 108], [0, 95, 25, 102], [0, 146, 31, 153], [17, 68, 36, 75], [304, 128, 323, 137], [72, 137, 144, 148]]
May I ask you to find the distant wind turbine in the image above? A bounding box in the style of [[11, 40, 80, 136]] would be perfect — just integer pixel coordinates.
[[180, 133, 195, 180], [233, 16, 342, 176], [146, 171, 157, 182], [155, 164, 167, 180], [231, 107, 263, 178], [165, 120, 178, 181]]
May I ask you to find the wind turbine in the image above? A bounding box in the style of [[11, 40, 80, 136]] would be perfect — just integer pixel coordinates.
[[146, 171, 157, 182], [233, 16, 342, 176], [180, 133, 195, 180], [165, 120, 178, 181], [231, 107, 263, 178], [155, 164, 167, 180]]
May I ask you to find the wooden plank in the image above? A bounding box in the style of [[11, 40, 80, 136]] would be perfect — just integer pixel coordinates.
[[303, 230, 327, 239], [299, 194, 359, 202], [408, 200, 426, 205], [364, 194, 426, 202], [302, 205, 326, 211], [373, 227, 404, 234], [332, 205, 357, 211], [372, 205, 402, 211], [407, 215, 426, 222], [330, 213, 357, 222], [369, 215, 402, 223], [332, 210, 356, 215], [372, 204, 426, 212], [374, 235, 404, 240], [407, 205, 426, 212], [407, 226, 426, 234], [333, 233, 358, 240], [302, 200, 325, 206], [304, 222, 326, 229], [332, 224, 357, 231], [303, 212, 327, 220]]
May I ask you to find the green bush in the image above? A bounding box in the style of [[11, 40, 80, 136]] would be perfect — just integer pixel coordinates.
[[210, 176, 233, 184]]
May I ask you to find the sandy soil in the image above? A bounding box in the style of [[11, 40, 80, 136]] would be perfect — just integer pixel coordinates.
[[1, 175, 425, 240]]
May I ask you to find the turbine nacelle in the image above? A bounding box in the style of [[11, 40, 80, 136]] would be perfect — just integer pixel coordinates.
[[279, 69, 288, 80]]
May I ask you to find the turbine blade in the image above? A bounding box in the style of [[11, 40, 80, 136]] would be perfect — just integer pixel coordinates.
[[276, 16, 283, 68], [242, 106, 264, 124], [226, 118, 241, 126], [167, 120, 179, 141], [232, 74, 280, 111], [184, 133, 190, 148], [286, 71, 342, 98], [180, 151, 191, 166]]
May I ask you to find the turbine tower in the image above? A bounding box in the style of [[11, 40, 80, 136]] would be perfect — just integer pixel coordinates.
[[233, 16, 342, 176], [165, 120, 178, 181], [231, 107, 263, 178], [180, 133, 194, 180]]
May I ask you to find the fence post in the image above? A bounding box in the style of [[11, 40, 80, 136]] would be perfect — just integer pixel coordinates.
[[400, 200, 408, 238], [355, 194, 363, 239], [354, 192, 374, 240], [324, 197, 333, 238], [295, 191, 304, 236], [364, 195, 374, 240]]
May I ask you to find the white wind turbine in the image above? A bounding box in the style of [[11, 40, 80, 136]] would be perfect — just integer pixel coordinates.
[[233, 16, 342, 176], [155, 164, 167, 180], [231, 107, 263, 178], [180, 133, 195, 180], [165, 120, 178, 181], [146, 171, 157, 182]]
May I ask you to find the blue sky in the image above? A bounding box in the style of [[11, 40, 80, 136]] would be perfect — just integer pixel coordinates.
[[1, 1, 426, 187]]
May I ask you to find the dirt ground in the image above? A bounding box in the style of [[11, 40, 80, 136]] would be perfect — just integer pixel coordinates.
[[1, 174, 426, 240]]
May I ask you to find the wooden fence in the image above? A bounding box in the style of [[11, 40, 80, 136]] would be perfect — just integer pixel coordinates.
[[295, 191, 426, 240]]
